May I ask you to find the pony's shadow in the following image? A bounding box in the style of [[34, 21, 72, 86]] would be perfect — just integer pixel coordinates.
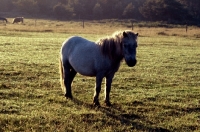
[[68, 98, 170, 132]]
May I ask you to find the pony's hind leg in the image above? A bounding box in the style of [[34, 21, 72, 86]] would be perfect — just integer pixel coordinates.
[[69, 68, 77, 85], [63, 61, 77, 99]]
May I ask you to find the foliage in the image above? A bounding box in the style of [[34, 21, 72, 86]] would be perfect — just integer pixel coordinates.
[[139, 0, 189, 22], [123, 3, 135, 18], [0, 0, 199, 24], [93, 3, 103, 19], [13, 0, 39, 15], [0, 0, 13, 12], [69, 0, 86, 19], [36, 0, 54, 15], [178, 0, 200, 20], [53, 3, 73, 19]]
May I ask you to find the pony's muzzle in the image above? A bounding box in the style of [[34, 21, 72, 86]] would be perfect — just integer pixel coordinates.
[[126, 59, 137, 67]]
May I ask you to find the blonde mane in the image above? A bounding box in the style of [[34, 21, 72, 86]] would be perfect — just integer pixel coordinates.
[[96, 31, 124, 60]]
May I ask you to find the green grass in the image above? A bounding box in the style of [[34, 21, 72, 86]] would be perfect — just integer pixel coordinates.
[[0, 19, 200, 131]]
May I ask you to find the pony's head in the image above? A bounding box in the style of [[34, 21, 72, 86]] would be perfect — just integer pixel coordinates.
[[122, 31, 138, 67], [97, 31, 138, 66]]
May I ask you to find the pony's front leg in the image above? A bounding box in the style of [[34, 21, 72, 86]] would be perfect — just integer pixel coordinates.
[[104, 75, 114, 106], [93, 76, 103, 106]]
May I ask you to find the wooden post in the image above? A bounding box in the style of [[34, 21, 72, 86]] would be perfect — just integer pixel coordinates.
[[35, 19, 37, 27], [186, 23, 188, 33], [82, 20, 84, 29], [131, 21, 133, 30]]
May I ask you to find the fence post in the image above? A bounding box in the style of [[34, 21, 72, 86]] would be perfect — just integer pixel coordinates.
[[35, 19, 37, 27], [131, 21, 134, 30], [186, 23, 188, 33]]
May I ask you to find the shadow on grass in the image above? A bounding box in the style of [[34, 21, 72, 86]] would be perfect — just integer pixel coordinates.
[[70, 97, 170, 132]]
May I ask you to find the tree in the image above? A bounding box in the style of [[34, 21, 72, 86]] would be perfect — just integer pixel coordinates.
[[112, 1, 124, 18], [98, 0, 120, 18], [123, 3, 135, 18], [13, 0, 39, 15], [163, 0, 189, 21], [139, 0, 158, 21], [93, 3, 103, 19], [139, 0, 189, 22], [178, 0, 200, 21], [35, 0, 53, 15], [53, 3, 73, 19], [0, 0, 196, 23], [0, 0, 13, 12], [68, 0, 85, 19], [84, 0, 97, 19]]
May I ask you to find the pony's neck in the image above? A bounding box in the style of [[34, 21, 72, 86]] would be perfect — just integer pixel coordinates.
[[99, 38, 123, 61]]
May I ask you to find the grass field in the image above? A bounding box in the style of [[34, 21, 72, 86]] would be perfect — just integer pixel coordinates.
[[0, 19, 200, 131]]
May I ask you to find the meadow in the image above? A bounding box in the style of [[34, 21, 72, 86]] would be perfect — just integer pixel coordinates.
[[0, 19, 200, 131]]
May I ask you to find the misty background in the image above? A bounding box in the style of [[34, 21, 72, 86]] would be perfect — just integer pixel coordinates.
[[0, 0, 199, 25]]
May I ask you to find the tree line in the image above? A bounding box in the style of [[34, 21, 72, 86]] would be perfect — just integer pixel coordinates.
[[0, 0, 199, 25]]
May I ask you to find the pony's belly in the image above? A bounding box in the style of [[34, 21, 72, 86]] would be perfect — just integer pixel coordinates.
[[73, 66, 96, 77], [78, 71, 96, 77], [69, 59, 97, 77]]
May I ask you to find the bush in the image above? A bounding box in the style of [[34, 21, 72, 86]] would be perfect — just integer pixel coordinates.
[[53, 3, 73, 19], [13, 0, 39, 14]]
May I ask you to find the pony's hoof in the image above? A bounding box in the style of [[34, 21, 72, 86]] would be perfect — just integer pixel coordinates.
[[93, 101, 100, 106], [105, 100, 112, 106], [65, 94, 73, 99]]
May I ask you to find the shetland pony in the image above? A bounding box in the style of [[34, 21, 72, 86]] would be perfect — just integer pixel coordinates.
[[12, 17, 24, 24], [60, 31, 138, 106], [0, 17, 7, 23]]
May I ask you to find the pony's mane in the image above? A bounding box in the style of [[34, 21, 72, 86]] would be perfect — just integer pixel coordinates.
[[96, 31, 124, 60]]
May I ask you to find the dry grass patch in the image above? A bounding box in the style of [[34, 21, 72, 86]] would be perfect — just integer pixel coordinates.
[[0, 19, 200, 131]]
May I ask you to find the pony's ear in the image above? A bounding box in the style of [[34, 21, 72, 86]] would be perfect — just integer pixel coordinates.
[[123, 31, 128, 38], [136, 33, 139, 36]]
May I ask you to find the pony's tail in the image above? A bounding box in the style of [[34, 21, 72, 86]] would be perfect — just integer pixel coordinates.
[[59, 57, 66, 93]]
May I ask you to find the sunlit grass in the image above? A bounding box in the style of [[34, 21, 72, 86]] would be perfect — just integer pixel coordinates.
[[0, 19, 200, 131]]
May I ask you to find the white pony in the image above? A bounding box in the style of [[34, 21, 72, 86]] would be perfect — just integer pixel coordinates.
[[60, 31, 138, 106]]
